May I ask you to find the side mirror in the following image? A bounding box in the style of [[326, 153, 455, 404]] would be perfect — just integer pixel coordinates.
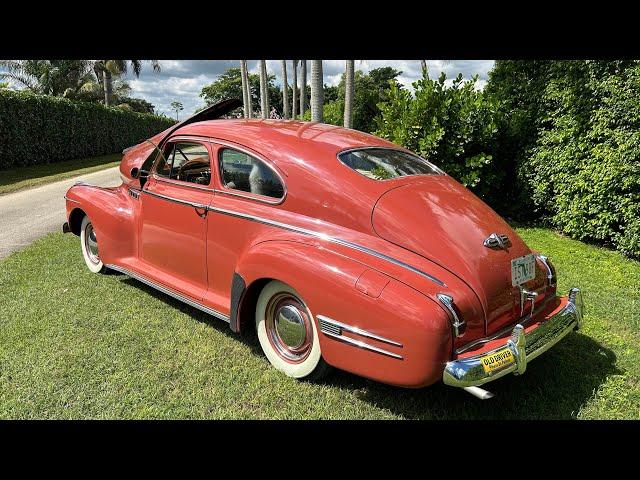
[[131, 167, 149, 188]]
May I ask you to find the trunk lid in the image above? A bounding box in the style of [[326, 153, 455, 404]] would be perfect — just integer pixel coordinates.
[[372, 176, 546, 335]]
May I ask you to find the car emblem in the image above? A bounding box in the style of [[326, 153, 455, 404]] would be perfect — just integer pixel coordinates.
[[484, 233, 512, 250]]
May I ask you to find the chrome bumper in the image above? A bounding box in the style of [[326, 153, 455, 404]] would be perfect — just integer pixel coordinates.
[[443, 288, 584, 388]]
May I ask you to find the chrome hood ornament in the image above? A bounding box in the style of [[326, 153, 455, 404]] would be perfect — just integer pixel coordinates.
[[484, 233, 512, 250]]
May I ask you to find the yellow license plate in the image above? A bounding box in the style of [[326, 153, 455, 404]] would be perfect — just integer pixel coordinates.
[[481, 347, 515, 373]]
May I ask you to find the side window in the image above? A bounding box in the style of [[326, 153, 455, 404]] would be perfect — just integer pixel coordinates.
[[155, 142, 211, 186], [219, 148, 284, 199]]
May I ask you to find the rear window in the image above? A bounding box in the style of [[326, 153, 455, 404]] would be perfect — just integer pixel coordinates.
[[338, 148, 441, 180]]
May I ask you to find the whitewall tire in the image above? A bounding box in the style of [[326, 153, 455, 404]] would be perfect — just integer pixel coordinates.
[[256, 280, 330, 380], [80, 215, 106, 274]]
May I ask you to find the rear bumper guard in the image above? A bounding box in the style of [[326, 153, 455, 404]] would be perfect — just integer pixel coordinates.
[[443, 288, 584, 388]]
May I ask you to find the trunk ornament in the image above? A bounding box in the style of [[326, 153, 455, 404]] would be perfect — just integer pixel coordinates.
[[484, 233, 511, 250]]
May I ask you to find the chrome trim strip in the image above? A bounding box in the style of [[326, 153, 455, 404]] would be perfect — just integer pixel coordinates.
[[321, 330, 403, 360], [316, 315, 403, 347], [142, 189, 208, 210], [106, 264, 230, 323], [139, 188, 444, 287], [64, 196, 80, 204], [437, 293, 465, 338], [206, 205, 445, 286]]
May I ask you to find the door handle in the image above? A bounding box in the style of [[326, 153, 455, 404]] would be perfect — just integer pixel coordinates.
[[194, 206, 208, 218]]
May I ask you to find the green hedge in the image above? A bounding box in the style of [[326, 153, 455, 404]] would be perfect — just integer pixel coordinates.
[[0, 90, 175, 169]]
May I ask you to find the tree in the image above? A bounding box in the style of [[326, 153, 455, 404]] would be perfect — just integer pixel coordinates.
[[310, 60, 324, 122], [420, 60, 427, 75], [300, 60, 307, 119], [200, 67, 282, 115], [240, 60, 251, 118], [0, 60, 96, 97], [94, 60, 161, 106], [259, 60, 269, 119], [281, 60, 289, 119], [171, 101, 184, 120], [292, 60, 298, 119], [344, 60, 355, 128]]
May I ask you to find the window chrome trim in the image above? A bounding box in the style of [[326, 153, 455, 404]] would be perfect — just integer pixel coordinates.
[[106, 264, 230, 323], [212, 139, 287, 206], [316, 315, 403, 347], [152, 174, 214, 192], [336, 146, 445, 181]]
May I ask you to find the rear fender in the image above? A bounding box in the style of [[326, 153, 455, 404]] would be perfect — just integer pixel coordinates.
[[235, 239, 452, 388]]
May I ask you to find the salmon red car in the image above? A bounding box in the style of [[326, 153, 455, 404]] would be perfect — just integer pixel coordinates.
[[63, 100, 584, 395]]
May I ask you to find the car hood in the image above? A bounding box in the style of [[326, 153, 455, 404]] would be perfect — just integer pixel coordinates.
[[372, 175, 541, 335]]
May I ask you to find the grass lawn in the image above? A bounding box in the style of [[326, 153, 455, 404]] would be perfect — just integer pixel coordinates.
[[0, 153, 121, 195], [0, 227, 639, 419]]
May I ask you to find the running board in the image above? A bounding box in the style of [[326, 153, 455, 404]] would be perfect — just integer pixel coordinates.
[[106, 264, 230, 323]]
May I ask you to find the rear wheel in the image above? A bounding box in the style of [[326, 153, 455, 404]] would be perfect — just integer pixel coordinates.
[[80, 215, 106, 274], [256, 280, 331, 380]]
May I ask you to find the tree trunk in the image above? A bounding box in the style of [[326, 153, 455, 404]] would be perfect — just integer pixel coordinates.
[[103, 68, 113, 106], [344, 60, 355, 128], [420, 60, 428, 76], [240, 60, 250, 118], [310, 60, 323, 122], [243, 60, 253, 118], [281, 60, 289, 119], [291, 60, 298, 119], [300, 60, 307, 117], [259, 60, 269, 119]]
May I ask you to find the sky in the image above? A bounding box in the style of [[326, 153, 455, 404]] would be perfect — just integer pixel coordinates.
[[122, 60, 495, 117], [1, 60, 495, 117]]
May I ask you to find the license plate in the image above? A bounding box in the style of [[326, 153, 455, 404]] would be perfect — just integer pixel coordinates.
[[481, 347, 515, 373], [511, 254, 536, 286]]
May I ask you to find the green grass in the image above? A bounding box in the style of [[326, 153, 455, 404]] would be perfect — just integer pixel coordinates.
[[0, 154, 121, 195], [1, 227, 639, 419]]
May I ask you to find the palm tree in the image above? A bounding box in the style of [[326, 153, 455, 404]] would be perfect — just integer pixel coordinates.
[[170, 101, 184, 120], [291, 60, 298, 119], [300, 60, 307, 117], [281, 60, 289, 119], [344, 60, 355, 128], [240, 60, 251, 118], [95, 60, 161, 106], [310, 60, 323, 122], [0, 60, 96, 97], [259, 60, 269, 119]]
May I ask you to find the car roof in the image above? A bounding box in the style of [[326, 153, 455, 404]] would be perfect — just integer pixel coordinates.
[[173, 119, 400, 165]]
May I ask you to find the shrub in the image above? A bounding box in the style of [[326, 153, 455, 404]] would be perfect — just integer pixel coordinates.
[[528, 61, 640, 257], [375, 72, 500, 204], [0, 89, 175, 169]]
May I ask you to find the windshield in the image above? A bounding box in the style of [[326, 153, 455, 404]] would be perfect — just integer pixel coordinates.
[[338, 148, 441, 180]]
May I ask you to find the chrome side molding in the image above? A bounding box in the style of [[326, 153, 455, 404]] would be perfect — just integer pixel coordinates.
[[316, 315, 403, 360], [106, 264, 230, 323]]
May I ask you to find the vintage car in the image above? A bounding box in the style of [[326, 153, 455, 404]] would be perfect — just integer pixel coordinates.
[[63, 99, 584, 398]]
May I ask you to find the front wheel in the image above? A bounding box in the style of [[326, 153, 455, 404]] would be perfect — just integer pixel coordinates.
[[80, 215, 106, 274], [256, 280, 331, 380]]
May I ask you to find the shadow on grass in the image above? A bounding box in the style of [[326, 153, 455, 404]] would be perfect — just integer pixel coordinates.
[[117, 274, 620, 419]]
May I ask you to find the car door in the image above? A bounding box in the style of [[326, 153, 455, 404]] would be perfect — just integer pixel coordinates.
[[139, 137, 214, 300]]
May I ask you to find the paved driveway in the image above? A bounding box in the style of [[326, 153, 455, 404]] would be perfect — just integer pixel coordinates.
[[0, 167, 121, 260]]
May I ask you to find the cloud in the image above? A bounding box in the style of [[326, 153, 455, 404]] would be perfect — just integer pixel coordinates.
[[2, 60, 495, 117]]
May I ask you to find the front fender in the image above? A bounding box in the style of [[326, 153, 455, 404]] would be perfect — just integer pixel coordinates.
[[235, 239, 453, 388], [65, 183, 137, 264]]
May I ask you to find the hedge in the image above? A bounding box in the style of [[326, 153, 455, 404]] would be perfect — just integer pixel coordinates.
[[0, 90, 176, 169]]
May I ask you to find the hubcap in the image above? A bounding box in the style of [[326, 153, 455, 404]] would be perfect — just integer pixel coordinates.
[[265, 293, 313, 363], [84, 222, 100, 264]]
